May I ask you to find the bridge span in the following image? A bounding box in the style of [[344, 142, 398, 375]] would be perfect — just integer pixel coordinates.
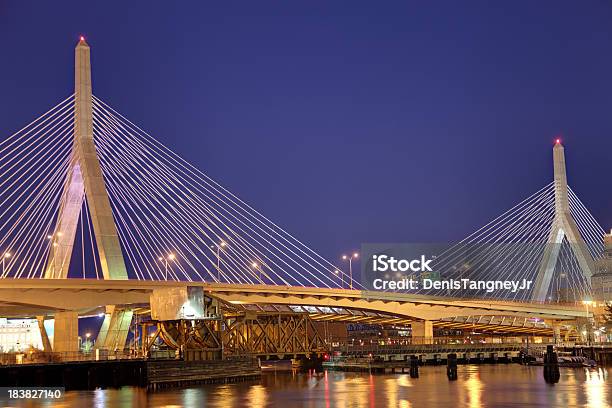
[[0, 279, 587, 357], [0, 279, 587, 321]]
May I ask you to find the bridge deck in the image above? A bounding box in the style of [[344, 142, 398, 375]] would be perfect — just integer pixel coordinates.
[[0, 279, 587, 322]]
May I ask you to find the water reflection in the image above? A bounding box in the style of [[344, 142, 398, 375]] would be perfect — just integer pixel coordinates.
[[564, 369, 579, 407], [384, 374, 413, 407], [246, 385, 267, 407], [93, 388, 106, 408], [1, 365, 610, 407], [385, 376, 399, 407], [208, 384, 235, 407], [463, 366, 483, 408], [585, 368, 608, 408], [181, 388, 204, 407]]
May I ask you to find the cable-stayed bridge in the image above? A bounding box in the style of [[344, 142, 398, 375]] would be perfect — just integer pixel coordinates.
[[0, 39, 602, 356]]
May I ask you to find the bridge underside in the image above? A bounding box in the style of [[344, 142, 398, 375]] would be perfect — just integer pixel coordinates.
[[0, 280, 586, 341], [0, 279, 586, 320], [0, 279, 583, 358], [225, 303, 560, 337], [137, 305, 563, 359]]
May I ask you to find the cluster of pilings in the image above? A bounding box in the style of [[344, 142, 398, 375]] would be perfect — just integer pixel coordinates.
[[543, 345, 560, 384], [407, 353, 457, 381]]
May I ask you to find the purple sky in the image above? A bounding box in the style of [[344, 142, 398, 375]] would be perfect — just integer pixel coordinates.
[[1, 1, 610, 271]]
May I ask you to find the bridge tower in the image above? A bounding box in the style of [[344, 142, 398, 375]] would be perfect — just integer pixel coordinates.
[[532, 141, 595, 301], [45, 37, 127, 281], [44, 38, 132, 353]]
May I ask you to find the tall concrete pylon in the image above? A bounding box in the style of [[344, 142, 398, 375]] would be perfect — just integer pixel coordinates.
[[44, 39, 132, 353], [532, 140, 595, 301], [45, 38, 128, 280]]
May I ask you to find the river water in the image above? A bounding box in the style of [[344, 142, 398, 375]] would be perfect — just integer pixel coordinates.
[[2, 365, 610, 407]]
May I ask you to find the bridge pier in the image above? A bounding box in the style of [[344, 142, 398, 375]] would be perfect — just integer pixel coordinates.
[[411, 320, 433, 344], [551, 322, 563, 344], [36, 316, 52, 352], [53, 311, 79, 353], [95, 306, 133, 352]]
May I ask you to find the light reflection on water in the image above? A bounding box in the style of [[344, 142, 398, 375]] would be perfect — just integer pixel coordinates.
[[2, 365, 610, 407], [463, 366, 483, 408], [585, 368, 608, 408]]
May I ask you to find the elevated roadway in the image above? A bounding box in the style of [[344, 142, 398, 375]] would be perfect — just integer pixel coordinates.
[[0, 279, 587, 323]]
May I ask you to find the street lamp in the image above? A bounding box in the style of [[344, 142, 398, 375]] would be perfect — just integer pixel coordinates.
[[334, 269, 343, 287], [342, 252, 359, 289], [582, 300, 594, 345], [211, 241, 227, 281], [48, 234, 58, 277], [157, 253, 176, 280], [1, 252, 10, 275], [251, 261, 263, 282]]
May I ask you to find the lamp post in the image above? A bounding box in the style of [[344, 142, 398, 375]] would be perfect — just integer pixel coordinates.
[[157, 253, 176, 280], [557, 272, 567, 302], [582, 300, 594, 345], [251, 261, 261, 282], [342, 252, 359, 289], [211, 241, 227, 282], [48, 233, 58, 277], [2, 252, 10, 275], [334, 269, 343, 287]]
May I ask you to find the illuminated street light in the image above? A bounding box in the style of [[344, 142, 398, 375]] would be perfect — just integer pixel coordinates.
[[341, 252, 359, 289], [2, 252, 10, 275], [582, 300, 594, 345], [251, 261, 263, 282], [582, 299, 594, 315], [334, 269, 344, 287], [211, 241, 227, 282], [157, 254, 176, 280]]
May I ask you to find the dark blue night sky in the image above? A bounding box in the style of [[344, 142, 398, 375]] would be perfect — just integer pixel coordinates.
[[1, 1, 611, 268]]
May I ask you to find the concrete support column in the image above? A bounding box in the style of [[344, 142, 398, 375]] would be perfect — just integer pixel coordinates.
[[547, 319, 564, 344], [552, 323, 562, 344], [53, 311, 79, 353], [95, 305, 133, 351], [412, 320, 433, 344], [36, 316, 52, 352]]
